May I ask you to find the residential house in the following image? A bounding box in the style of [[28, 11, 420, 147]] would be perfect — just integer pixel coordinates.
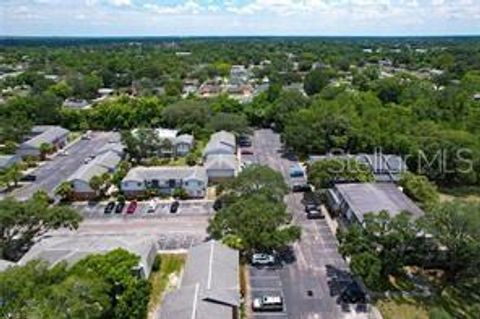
[[67, 150, 122, 200], [63, 98, 91, 110], [121, 166, 207, 198], [203, 131, 236, 159], [158, 241, 240, 319], [19, 235, 157, 278], [327, 183, 424, 227], [0, 154, 21, 171], [17, 126, 70, 158], [174, 134, 194, 156], [198, 81, 222, 98], [308, 153, 407, 183], [205, 154, 238, 182]]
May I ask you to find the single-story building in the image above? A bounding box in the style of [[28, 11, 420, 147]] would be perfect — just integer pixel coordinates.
[[19, 235, 157, 278], [0, 154, 21, 171], [121, 166, 207, 198], [174, 134, 194, 156], [205, 154, 238, 182], [203, 131, 236, 159], [95, 141, 125, 157], [158, 241, 240, 319], [309, 153, 407, 183], [67, 150, 122, 200], [327, 183, 424, 227], [17, 126, 70, 158]]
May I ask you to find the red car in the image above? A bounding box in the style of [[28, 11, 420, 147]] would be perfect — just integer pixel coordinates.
[[126, 201, 137, 214], [241, 147, 254, 155]]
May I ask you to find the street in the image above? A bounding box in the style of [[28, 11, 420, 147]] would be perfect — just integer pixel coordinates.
[[250, 129, 367, 319], [11, 131, 118, 200]]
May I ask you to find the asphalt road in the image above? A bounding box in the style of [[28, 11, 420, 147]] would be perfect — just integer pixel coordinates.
[[11, 131, 118, 200], [251, 129, 366, 319]]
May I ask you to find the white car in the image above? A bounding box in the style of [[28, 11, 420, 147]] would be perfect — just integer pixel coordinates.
[[251, 253, 275, 266], [59, 150, 69, 156], [252, 295, 283, 311]]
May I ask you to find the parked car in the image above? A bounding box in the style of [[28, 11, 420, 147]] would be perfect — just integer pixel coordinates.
[[146, 200, 157, 213], [252, 295, 283, 312], [291, 182, 311, 192], [251, 253, 275, 266], [241, 147, 254, 155], [59, 150, 69, 156], [307, 209, 324, 219], [340, 282, 366, 304], [104, 201, 115, 214], [170, 200, 180, 213], [126, 201, 137, 214], [213, 199, 222, 211], [115, 201, 125, 214], [304, 203, 318, 213], [238, 135, 252, 147], [21, 174, 36, 182]]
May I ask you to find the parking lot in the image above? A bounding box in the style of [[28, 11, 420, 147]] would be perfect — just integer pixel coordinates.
[[11, 131, 119, 200], [250, 266, 289, 319], [73, 199, 214, 218]]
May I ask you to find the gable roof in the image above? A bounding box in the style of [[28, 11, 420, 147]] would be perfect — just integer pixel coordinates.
[[158, 241, 239, 319], [0, 154, 20, 170], [21, 126, 70, 149], [205, 154, 238, 171], [203, 131, 236, 157], [123, 166, 207, 183], [68, 150, 121, 183], [175, 134, 194, 146]]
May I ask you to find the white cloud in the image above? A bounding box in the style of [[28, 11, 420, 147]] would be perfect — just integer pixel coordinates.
[[143, 1, 202, 15]]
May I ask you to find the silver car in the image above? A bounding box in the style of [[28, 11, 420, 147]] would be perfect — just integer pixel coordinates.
[[251, 253, 275, 265]]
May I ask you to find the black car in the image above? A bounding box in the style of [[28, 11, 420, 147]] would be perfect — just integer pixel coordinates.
[[304, 203, 318, 213], [213, 199, 223, 211], [307, 209, 324, 219], [238, 135, 252, 147], [104, 201, 115, 214], [291, 182, 311, 193], [340, 282, 366, 304], [115, 201, 125, 214], [170, 201, 180, 213], [21, 174, 37, 182]]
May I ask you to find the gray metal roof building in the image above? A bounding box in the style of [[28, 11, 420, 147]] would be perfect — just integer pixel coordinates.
[[21, 126, 70, 149], [158, 241, 240, 319], [19, 235, 157, 278], [203, 131, 236, 158], [332, 183, 424, 224], [123, 166, 207, 184]]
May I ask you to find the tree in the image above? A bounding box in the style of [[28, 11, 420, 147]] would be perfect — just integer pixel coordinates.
[[0, 197, 81, 261], [4, 163, 23, 188], [55, 181, 74, 201], [399, 172, 439, 210], [208, 112, 249, 135], [89, 175, 104, 195], [308, 159, 374, 189], [208, 192, 301, 254], [304, 68, 332, 96], [39, 142, 54, 160]]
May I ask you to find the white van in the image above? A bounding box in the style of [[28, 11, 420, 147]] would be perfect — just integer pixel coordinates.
[[252, 295, 283, 312]]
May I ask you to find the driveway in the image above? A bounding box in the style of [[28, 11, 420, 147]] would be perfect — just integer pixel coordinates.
[[252, 129, 369, 319], [11, 131, 119, 200]]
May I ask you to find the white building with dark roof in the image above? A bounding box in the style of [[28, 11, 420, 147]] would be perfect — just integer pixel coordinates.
[[17, 126, 70, 158], [158, 241, 240, 319], [121, 166, 207, 198]]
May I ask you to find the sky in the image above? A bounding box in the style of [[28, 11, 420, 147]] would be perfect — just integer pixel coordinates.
[[1, 0, 479, 37]]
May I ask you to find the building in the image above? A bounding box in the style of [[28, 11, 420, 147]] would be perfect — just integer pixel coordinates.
[[205, 154, 238, 182], [158, 241, 240, 319], [0, 154, 21, 171], [19, 235, 157, 278], [121, 166, 207, 198], [327, 183, 424, 226], [63, 98, 91, 110], [203, 131, 236, 159], [67, 150, 122, 200], [17, 126, 70, 158], [309, 153, 407, 183], [174, 134, 194, 156]]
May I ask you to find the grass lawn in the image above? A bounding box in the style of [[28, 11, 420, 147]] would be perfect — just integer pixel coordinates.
[[376, 297, 429, 319], [148, 254, 186, 314], [439, 186, 480, 203]]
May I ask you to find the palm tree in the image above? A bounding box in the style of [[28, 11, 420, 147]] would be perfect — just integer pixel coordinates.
[[39, 142, 53, 160], [55, 181, 74, 201]]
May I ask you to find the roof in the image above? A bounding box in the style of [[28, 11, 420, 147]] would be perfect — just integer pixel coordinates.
[[0, 259, 16, 272], [21, 126, 70, 149], [205, 154, 238, 171], [335, 183, 424, 223], [123, 166, 207, 183], [158, 241, 239, 319], [175, 134, 194, 145], [19, 235, 157, 278], [68, 150, 121, 183], [95, 141, 124, 157], [156, 128, 179, 141], [309, 153, 407, 182], [0, 154, 20, 170], [203, 131, 236, 157]]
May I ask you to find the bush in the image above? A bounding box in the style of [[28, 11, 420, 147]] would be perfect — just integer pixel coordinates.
[[173, 187, 189, 200]]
